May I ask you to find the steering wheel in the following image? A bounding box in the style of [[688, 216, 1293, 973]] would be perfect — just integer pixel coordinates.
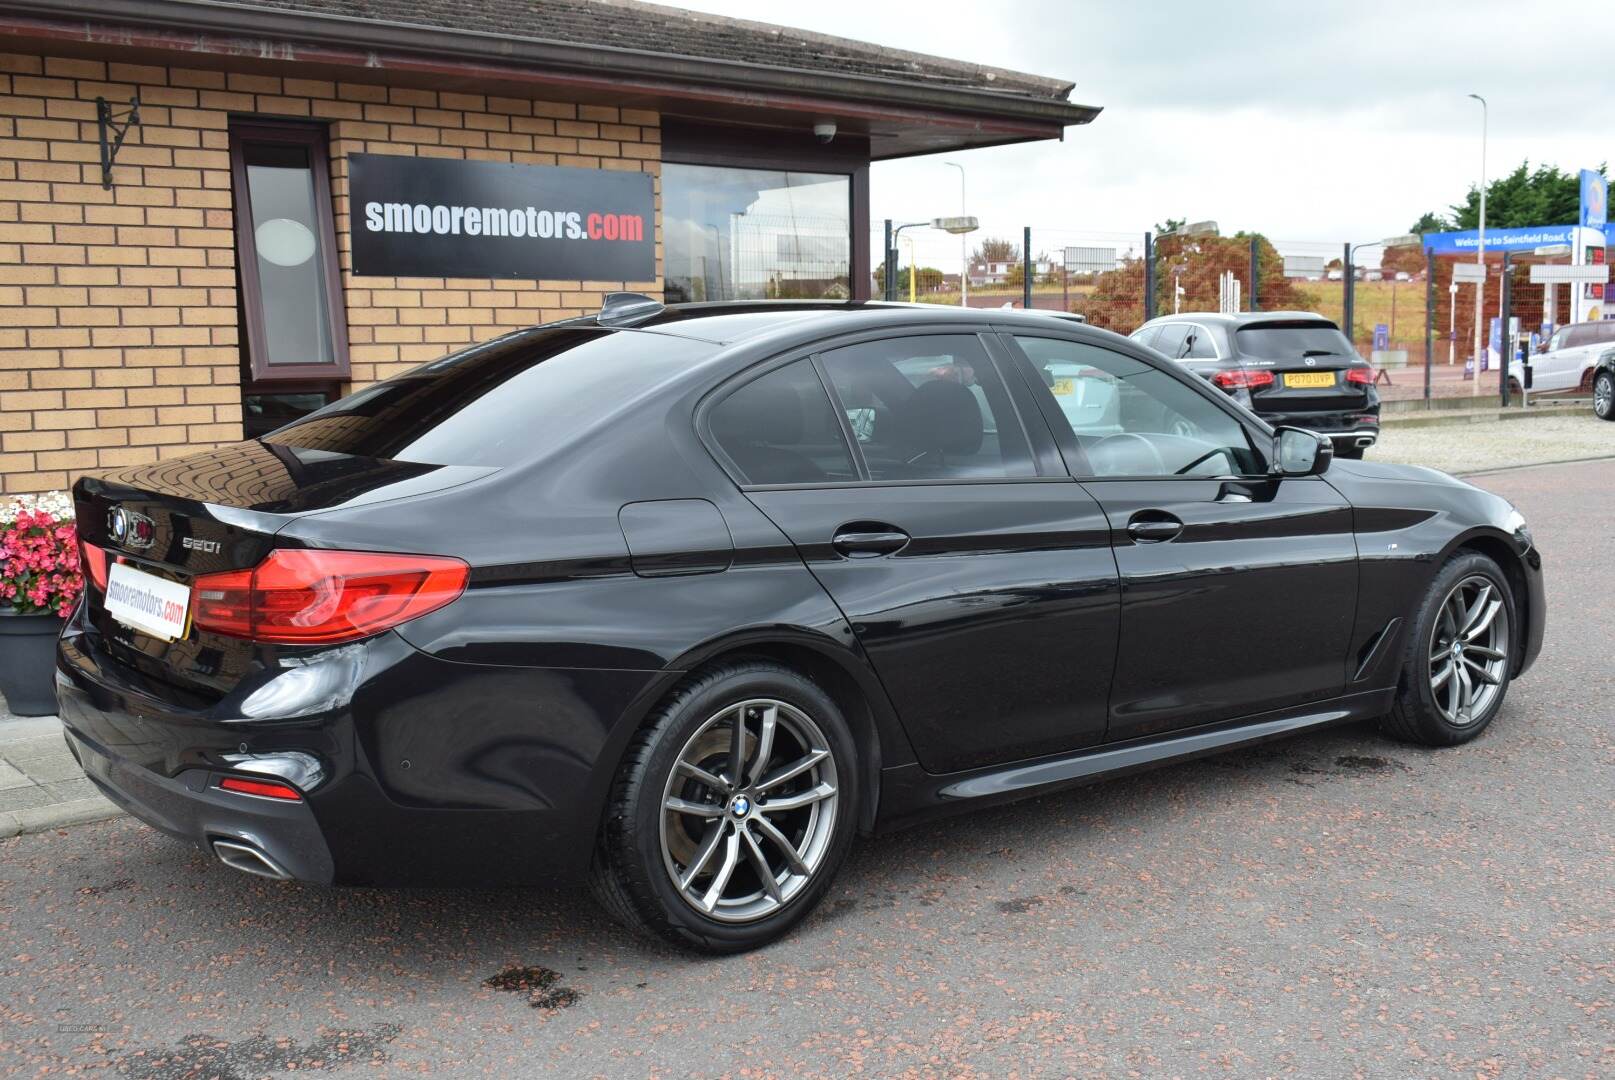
[[1090, 432, 1165, 476]]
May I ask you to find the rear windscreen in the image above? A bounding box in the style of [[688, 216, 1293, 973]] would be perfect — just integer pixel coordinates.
[[262, 328, 715, 466], [1234, 323, 1355, 359]]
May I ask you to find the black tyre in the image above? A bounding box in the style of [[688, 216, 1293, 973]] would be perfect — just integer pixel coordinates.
[[591, 660, 859, 953], [1594, 369, 1615, 421], [1381, 552, 1516, 747]]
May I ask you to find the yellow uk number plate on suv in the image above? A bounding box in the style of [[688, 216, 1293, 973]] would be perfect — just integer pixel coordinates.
[[1285, 371, 1336, 388]]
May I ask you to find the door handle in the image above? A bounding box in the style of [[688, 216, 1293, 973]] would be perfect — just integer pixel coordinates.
[[831, 525, 910, 559], [1126, 515, 1183, 543]]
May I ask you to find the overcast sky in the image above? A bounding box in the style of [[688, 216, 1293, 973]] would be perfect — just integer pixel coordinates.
[[673, 0, 1607, 265]]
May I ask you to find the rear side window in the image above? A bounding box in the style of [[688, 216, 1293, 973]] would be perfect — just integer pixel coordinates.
[[263, 328, 716, 467], [1183, 325, 1218, 358], [708, 360, 856, 485], [1151, 323, 1188, 358], [819, 335, 1036, 481]]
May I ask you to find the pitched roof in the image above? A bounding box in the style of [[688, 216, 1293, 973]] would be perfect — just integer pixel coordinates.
[[236, 0, 1078, 104]]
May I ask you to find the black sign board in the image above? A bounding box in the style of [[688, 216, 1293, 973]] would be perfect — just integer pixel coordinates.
[[349, 153, 656, 282]]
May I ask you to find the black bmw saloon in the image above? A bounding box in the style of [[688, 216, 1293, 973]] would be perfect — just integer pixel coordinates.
[[57, 300, 1544, 952]]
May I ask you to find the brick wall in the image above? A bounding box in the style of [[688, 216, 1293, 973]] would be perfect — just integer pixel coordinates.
[[0, 50, 662, 496]]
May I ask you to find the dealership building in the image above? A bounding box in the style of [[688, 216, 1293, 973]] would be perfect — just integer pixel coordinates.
[[0, 0, 1097, 496]]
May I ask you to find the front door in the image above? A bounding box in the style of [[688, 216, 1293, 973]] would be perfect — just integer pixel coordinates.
[[705, 334, 1120, 775], [1002, 331, 1359, 743]]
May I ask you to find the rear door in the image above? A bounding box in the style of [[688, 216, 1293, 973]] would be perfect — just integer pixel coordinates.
[[704, 331, 1121, 775], [1002, 331, 1359, 743]]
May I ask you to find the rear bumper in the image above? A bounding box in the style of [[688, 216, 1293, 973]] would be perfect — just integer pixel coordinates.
[[61, 716, 336, 883], [1258, 407, 1381, 449], [54, 612, 656, 887]]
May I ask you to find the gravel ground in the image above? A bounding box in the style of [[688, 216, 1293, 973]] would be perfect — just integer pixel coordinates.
[[1, 461, 1611, 1079], [1373, 411, 1614, 475]]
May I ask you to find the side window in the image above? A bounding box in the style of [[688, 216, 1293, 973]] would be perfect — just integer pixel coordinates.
[[1130, 324, 1160, 350], [1151, 323, 1188, 359], [1598, 322, 1615, 345], [819, 335, 1036, 481], [708, 359, 856, 485], [1013, 336, 1261, 478], [1183, 325, 1218, 359]]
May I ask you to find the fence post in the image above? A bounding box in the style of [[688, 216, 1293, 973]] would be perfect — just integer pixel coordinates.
[[1022, 226, 1033, 310], [1424, 247, 1434, 406], [1342, 242, 1354, 352], [1143, 232, 1155, 322], [1249, 236, 1259, 312], [1499, 251, 1512, 407], [882, 219, 894, 301]]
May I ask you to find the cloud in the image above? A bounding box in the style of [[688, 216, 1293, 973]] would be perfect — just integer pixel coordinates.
[[673, 0, 1607, 260]]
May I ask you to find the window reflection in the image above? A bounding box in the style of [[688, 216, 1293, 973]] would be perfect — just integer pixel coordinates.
[[663, 164, 850, 303], [243, 142, 336, 367]]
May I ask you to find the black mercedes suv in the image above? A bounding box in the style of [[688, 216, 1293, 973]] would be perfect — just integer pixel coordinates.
[[1131, 312, 1381, 458], [58, 300, 1542, 953]]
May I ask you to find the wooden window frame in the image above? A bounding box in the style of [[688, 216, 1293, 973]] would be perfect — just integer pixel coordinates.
[[228, 118, 351, 383]]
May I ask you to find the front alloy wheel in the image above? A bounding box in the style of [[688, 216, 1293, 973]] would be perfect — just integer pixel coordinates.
[[1382, 551, 1516, 746], [1426, 575, 1510, 727]]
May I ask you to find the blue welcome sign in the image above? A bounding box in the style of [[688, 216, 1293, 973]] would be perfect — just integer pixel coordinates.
[[1422, 224, 1578, 254]]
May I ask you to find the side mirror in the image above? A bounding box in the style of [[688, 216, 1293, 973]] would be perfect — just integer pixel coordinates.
[[1272, 426, 1332, 477]]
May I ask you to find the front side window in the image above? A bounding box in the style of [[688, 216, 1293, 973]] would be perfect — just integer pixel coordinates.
[[1151, 323, 1188, 359], [662, 164, 851, 304], [819, 336, 1035, 482], [707, 359, 856, 485], [1014, 336, 1260, 478]]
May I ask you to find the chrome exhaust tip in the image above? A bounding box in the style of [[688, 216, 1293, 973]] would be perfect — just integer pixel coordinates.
[[1355, 436, 1376, 448], [212, 839, 293, 881]]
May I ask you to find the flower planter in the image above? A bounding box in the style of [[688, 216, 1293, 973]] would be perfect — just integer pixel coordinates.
[[0, 610, 62, 717]]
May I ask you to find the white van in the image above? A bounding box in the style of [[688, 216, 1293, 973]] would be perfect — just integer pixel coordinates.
[[1512, 320, 1615, 393]]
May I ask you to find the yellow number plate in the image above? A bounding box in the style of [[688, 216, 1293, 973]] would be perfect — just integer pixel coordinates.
[[1285, 371, 1336, 388], [1051, 377, 1075, 395]]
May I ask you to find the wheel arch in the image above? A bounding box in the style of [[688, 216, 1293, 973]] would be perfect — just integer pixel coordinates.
[[593, 628, 914, 838]]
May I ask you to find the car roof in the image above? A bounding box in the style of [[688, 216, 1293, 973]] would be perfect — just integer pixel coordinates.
[[1146, 310, 1335, 326], [589, 300, 1093, 345]]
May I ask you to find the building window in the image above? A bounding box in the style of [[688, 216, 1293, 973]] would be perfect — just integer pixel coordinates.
[[228, 120, 349, 386], [663, 164, 851, 303]]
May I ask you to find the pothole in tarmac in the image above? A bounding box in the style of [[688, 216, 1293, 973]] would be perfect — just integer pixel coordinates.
[[483, 965, 582, 1010]]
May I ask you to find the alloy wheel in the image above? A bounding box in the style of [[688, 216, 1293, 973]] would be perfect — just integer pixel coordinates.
[[658, 698, 839, 923], [1427, 574, 1510, 727], [1595, 373, 1613, 418]]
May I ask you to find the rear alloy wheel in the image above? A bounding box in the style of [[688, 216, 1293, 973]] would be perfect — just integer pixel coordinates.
[[1595, 370, 1615, 421], [591, 661, 858, 952], [1381, 553, 1516, 746]]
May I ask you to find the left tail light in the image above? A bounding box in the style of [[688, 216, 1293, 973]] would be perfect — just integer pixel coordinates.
[[1346, 366, 1376, 385], [80, 539, 109, 591], [191, 549, 469, 645], [1211, 368, 1275, 390]]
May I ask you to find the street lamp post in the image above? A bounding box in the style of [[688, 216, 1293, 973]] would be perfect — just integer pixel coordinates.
[[944, 161, 967, 308], [1468, 93, 1487, 396]]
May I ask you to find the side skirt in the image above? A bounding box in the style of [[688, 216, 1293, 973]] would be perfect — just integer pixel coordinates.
[[874, 687, 1395, 832]]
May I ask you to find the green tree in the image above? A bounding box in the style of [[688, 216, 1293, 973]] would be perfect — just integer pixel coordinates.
[[1154, 217, 1186, 236], [1410, 161, 1606, 232]]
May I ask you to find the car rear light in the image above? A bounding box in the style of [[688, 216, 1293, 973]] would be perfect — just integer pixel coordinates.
[[218, 775, 303, 801], [1346, 367, 1375, 385], [191, 549, 469, 645], [80, 540, 109, 591], [1353, 414, 1380, 426], [1211, 368, 1275, 390]]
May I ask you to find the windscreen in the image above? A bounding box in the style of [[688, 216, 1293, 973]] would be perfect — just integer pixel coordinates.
[[1234, 323, 1355, 359], [263, 328, 715, 466]]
